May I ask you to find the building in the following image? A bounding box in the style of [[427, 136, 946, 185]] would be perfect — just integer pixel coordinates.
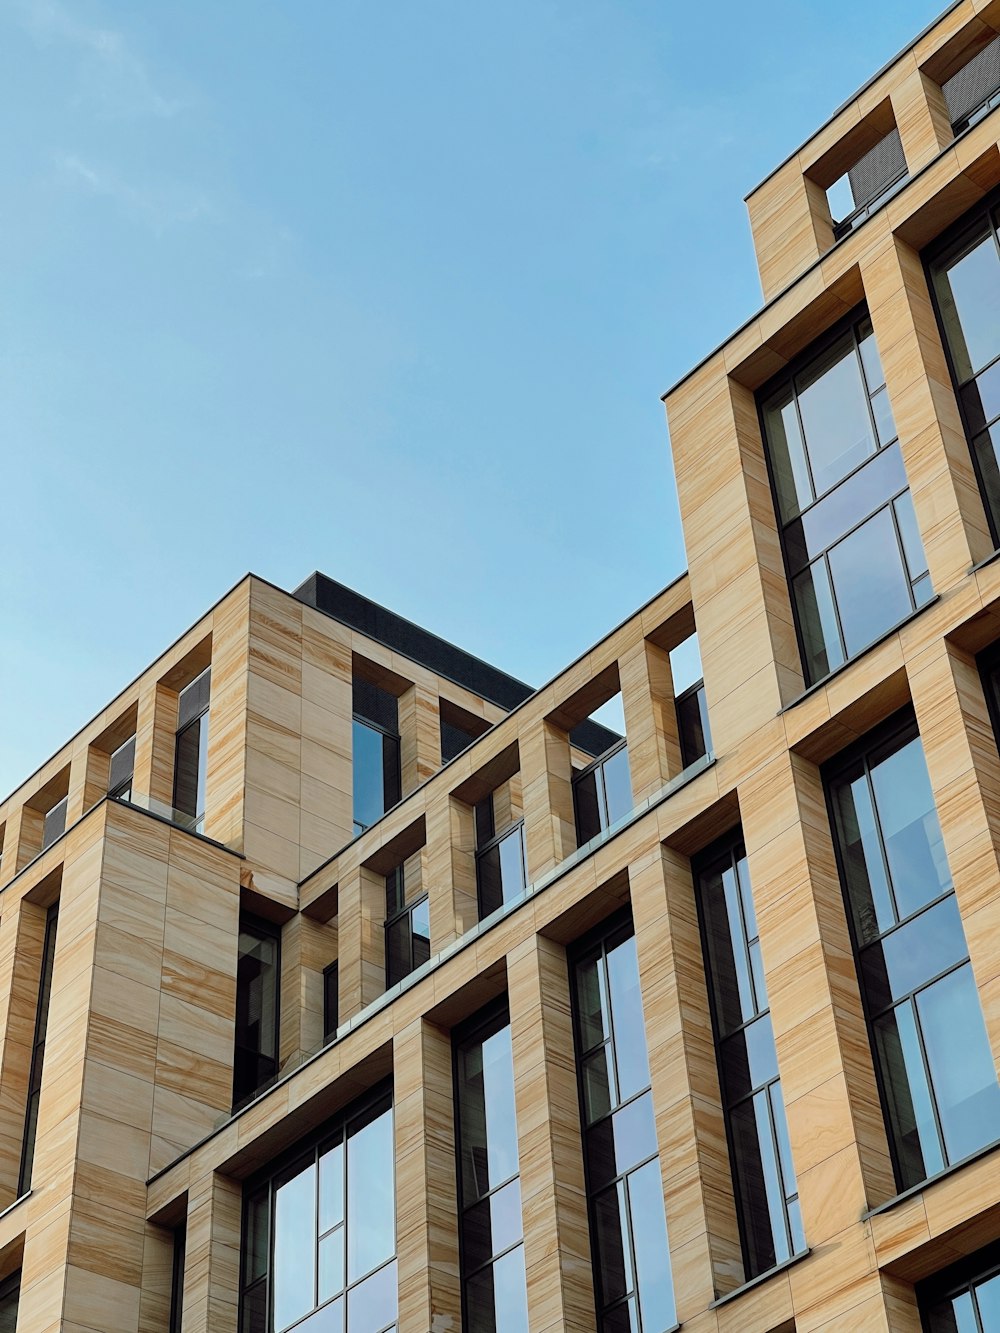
[[1, 1, 1000, 1329]]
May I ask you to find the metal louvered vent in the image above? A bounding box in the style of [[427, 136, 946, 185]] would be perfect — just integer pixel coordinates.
[[108, 735, 136, 794], [848, 128, 907, 210], [942, 35, 1000, 130]]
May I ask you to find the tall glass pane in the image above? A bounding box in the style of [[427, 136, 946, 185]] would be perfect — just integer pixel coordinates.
[[233, 918, 280, 1109], [273, 1161, 316, 1330], [571, 919, 675, 1332], [353, 720, 387, 835], [796, 332, 877, 496], [347, 1105, 395, 1282], [827, 509, 912, 657], [933, 228, 1000, 381]]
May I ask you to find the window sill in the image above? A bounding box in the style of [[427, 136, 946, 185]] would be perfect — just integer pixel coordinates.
[[709, 1249, 811, 1309], [864, 1137, 1000, 1220], [970, 547, 1000, 575], [780, 596, 940, 714]]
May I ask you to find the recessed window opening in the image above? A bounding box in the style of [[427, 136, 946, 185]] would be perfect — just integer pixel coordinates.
[[670, 634, 712, 767], [19, 902, 59, 1195], [352, 679, 401, 837], [760, 310, 932, 685], [232, 915, 281, 1112], [573, 692, 633, 846], [384, 860, 430, 988], [474, 782, 526, 921], [173, 667, 211, 832], [826, 127, 907, 239], [107, 733, 136, 802], [942, 34, 1000, 134], [41, 795, 67, 851]]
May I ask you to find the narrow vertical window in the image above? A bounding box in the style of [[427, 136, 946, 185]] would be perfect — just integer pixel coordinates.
[[323, 961, 339, 1044], [108, 734, 136, 801], [474, 794, 526, 919], [239, 1087, 395, 1333], [918, 1243, 1000, 1330], [169, 1227, 185, 1333], [454, 1002, 528, 1333], [694, 837, 804, 1278], [573, 741, 632, 845], [670, 633, 712, 768], [0, 1271, 20, 1333], [927, 198, 1000, 541], [352, 680, 401, 836], [232, 916, 280, 1112], [384, 865, 430, 988], [570, 916, 676, 1333], [760, 311, 932, 685], [19, 902, 58, 1195], [174, 667, 211, 832], [826, 713, 1000, 1189]]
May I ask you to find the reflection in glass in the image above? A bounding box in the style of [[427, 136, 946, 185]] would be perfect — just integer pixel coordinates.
[[233, 916, 280, 1110], [696, 838, 803, 1278], [174, 667, 211, 830], [239, 1091, 395, 1333], [385, 865, 431, 988], [827, 716, 1000, 1190], [476, 806, 527, 920], [760, 312, 932, 685], [571, 918, 676, 1332], [455, 1005, 528, 1333], [574, 742, 634, 845]]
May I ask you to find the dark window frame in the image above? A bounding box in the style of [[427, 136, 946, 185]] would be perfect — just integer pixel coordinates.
[[692, 831, 804, 1280], [19, 901, 59, 1195], [567, 907, 675, 1333], [0, 1269, 20, 1329], [383, 865, 430, 989], [323, 961, 339, 1045], [474, 809, 527, 921], [917, 1241, 1000, 1329], [239, 1079, 395, 1333], [452, 996, 527, 1333], [107, 733, 137, 802], [822, 706, 997, 1193], [173, 667, 211, 828], [923, 183, 1000, 548], [757, 304, 930, 687], [572, 738, 632, 845], [675, 678, 711, 769], [232, 913, 282, 1114], [169, 1226, 185, 1333], [351, 715, 402, 837]]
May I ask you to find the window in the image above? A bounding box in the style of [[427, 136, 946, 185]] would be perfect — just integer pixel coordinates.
[[918, 1243, 1000, 1330], [323, 962, 339, 1045], [352, 680, 401, 837], [19, 902, 58, 1195], [927, 195, 1000, 542], [942, 35, 1000, 135], [670, 633, 712, 768], [0, 1271, 20, 1333], [694, 836, 804, 1278], [826, 713, 1000, 1190], [240, 1087, 396, 1333], [573, 741, 632, 845], [232, 916, 280, 1112], [384, 866, 430, 988], [570, 915, 676, 1333], [474, 794, 526, 919], [454, 1002, 528, 1333], [173, 667, 211, 832], [170, 1227, 185, 1333], [760, 311, 932, 685], [41, 795, 67, 851], [826, 128, 908, 239], [108, 733, 136, 801]]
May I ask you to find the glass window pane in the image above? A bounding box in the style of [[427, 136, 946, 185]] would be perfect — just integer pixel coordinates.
[[319, 1228, 345, 1304], [973, 422, 1000, 528], [496, 826, 526, 906], [274, 1161, 317, 1331], [860, 895, 967, 1013], [720, 1014, 779, 1104], [240, 1282, 268, 1333], [827, 508, 913, 658], [586, 1091, 658, 1189], [574, 769, 603, 844], [924, 1289, 977, 1333], [346, 1260, 396, 1333], [244, 1188, 269, 1285], [626, 1159, 676, 1333], [593, 1181, 633, 1307], [353, 721, 387, 834], [974, 1271, 1000, 1328], [893, 491, 929, 581], [763, 389, 814, 519], [233, 922, 279, 1108], [465, 1246, 528, 1333], [832, 765, 896, 943], [677, 687, 709, 768], [873, 1000, 944, 1189], [794, 443, 907, 568], [700, 855, 755, 1035], [385, 917, 410, 989], [606, 935, 651, 1104], [728, 1093, 784, 1275], [917, 963, 1000, 1165], [768, 1083, 798, 1203], [602, 1299, 639, 1333], [347, 1107, 395, 1283], [869, 386, 897, 447], [858, 319, 886, 391], [320, 1141, 344, 1233], [796, 332, 877, 497], [575, 953, 611, 1051], [668, 633, 704, 695], [602, 747, 633, 827], [933, 228, 1000, 381], [459, 1024, 519, 1200], [462, 1179, 523, 1273], [410, 898, 430, 970], [582, 1048, 615, 1124], [869, 737, 952, 919], [476, 843, 504, 918], [793, 559, 845, 685], [174, 718, 206, 823]]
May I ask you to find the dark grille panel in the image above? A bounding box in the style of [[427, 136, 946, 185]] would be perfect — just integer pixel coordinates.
[[848, 128, 906, 209], [942, 36, 1000, 126]]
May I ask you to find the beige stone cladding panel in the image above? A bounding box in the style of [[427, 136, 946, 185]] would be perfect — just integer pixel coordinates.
[[619, 637, 682, 801], [203, 580, 252, 852], [508, 933, 595, 1333], [630, 845, 742, 1315], [0, 888, 51, 1207], [393, 1017, 461, 1333], [399, 680, 442, 797], [521, 716, 576, 879], [181, 1169, 242, 1333]]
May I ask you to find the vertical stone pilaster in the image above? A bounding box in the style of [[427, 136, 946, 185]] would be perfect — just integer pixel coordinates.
[[508, 934, 595, 1333], [133, 682, 180, 811], [620, 638, 681, 800], [521, 717, 575, 878], [337, 864, 385, 1022], [399, 682, 441, 797], [182, 1170, 242, 1333], [394, 1018, 462, 1333]]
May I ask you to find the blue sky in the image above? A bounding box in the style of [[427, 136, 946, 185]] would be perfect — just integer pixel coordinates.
[[0, 0, 944, 796]]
